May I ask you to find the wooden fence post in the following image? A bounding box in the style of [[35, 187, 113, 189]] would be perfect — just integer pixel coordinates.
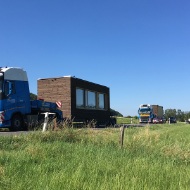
[[120, 125, 125, 148], [53, 117, 58, 131]]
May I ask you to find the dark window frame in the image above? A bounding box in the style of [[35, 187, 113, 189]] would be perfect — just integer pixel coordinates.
[[76, 87, 106, 110]]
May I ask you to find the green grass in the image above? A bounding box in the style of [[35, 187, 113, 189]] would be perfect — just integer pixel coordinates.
[[0, 123, 190, 189], [116, 117, 139, 124]]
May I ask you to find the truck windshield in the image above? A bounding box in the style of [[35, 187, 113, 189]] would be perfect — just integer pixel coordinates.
[[139, 108, 151, 113]]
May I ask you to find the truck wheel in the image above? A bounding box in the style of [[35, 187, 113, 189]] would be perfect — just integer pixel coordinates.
[[10, 114, 23, 131]]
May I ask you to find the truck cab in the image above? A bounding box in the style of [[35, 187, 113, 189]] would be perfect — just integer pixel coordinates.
[[0, 67, 31, 129], [138, 104, 154, 123], [0, 67, 62, 131]]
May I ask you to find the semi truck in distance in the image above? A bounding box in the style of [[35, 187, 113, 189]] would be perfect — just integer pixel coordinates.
[[0, 67, 63, 131], [138, 104, 163, 123]]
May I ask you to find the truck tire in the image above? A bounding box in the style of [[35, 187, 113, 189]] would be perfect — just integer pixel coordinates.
[[10, 114, 23, 131]]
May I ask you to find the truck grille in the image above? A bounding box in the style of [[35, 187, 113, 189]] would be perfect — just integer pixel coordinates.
[[140, 117, 149, 122]]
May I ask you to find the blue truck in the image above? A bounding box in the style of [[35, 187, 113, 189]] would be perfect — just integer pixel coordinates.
[[138, 104, 163, 123], [0, 67, 63, 131]]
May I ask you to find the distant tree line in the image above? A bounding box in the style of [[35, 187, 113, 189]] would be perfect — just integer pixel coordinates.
[[110, 108, 123, 117], [30, 93, 37, 100], [164, 109, 190, 122]]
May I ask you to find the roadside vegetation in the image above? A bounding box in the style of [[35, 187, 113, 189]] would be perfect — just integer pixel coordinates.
[[116, 116, 139, 124], [0, 122, 190, 190]]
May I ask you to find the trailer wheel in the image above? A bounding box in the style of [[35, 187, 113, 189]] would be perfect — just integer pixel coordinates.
[[10, 114, 23, 131]]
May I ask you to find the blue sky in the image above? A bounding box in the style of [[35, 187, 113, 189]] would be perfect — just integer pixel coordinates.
[[0, 0, 190, 116]]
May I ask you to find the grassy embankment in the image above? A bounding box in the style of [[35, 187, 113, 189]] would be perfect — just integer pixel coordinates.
[[0, 122, 190, 189], [116, 117, 139, 124]]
